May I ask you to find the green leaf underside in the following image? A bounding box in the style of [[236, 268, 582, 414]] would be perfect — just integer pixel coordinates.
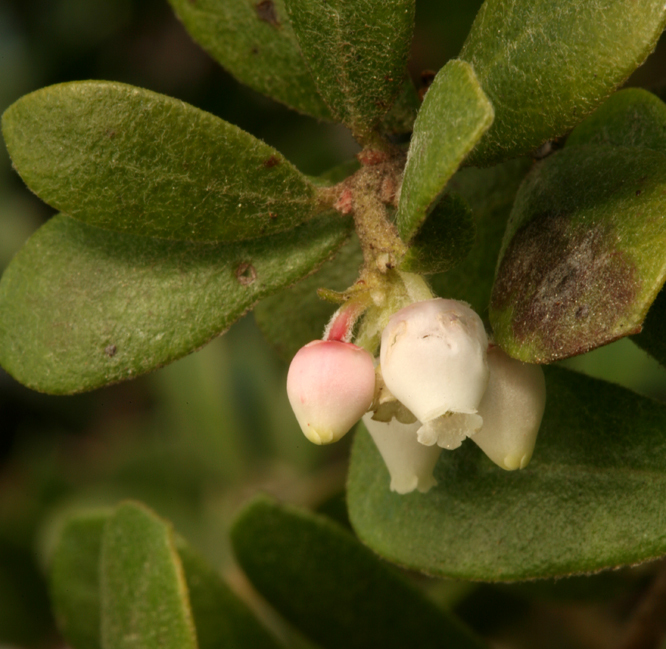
[[567, 88, 666, 153], [101, 502, 197, 649], [2, 81, 318, 243], [167, 0, 332, 120], [286, 0, 414, 138], [490, 145, 666, 363], [397, 59, 494, 242], [348, 365, 666, 581], [430, 157, 531, 316], [50, 508, 279, 649], [0, 213, 351, 394], [255, 236, 363, 362], [50, 512, 107, 649], [398, 193, 475, 275], [460, 0, 666, 166], [231, 497, 486, 649]]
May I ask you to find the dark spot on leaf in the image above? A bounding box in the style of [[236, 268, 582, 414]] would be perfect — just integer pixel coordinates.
[[251, 46, 259, 55], [492, 212, 638, 361], [263, 155, 280, 168], [106, 130, 116, 139], [187, 0, 196, 4], [105, 344, 117, 358], [236, 263, 257, 286], [255, 0, 280, 27], [636, 189, 642, 196]]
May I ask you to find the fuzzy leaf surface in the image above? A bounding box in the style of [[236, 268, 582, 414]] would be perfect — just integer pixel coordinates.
[[167, 0, 332, 120], [49, 509, 280, 649], [397, 59, 493, 241], [0, 213, 351, 394], [460, 0, 666, 166], [398, 193, 475, 275], [490, 145, 666, 363], [348, 366, 666, 581], [567, 88, 666, 152], [255, 236, 362, 361], [50, 512, 107, 649], [2, 81, 319, 242], [101, 502, 197, 649], [430, 158, 531, 316], [231, 497, 486, 649], [285, 0, 414, 138]]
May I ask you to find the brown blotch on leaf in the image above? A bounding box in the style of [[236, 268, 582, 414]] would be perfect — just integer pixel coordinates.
[[263, 155, 281, 168], [105, 344, 117, 358], [255, 0, 280, 27], [491, 212, 639, 361], [236, 263, 257, 286]]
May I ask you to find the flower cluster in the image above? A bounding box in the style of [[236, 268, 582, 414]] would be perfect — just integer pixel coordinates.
[[287, 298, 546, 494]]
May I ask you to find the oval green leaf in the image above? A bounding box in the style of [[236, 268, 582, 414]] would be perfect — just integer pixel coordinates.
[[396, 59, 494, 242], [490, 145, 666, 363], [0, 213, 351, 394], [398, 193, 475, 275], [167, 0, 332, 120], [460, 0, 666, 166], [285, 0, 415, 139], [231, 497, 486, 649], [2, 81, 320, 242], [348, 366, 666, 581], [254, 235, 362, 362], [101, 502, 197, 649]]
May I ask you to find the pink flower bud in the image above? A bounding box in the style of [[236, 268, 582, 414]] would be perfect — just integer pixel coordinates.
[[287, 340, 375, 445], [363, 413, 441, 494], [472, 346, 546, 470], [380, 299, 489, 423]]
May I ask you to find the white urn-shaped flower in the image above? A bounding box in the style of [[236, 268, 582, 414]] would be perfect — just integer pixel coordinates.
[[380, 298, 489, 449]]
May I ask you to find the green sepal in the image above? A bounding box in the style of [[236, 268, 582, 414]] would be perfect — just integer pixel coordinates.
[[397, 59, 494, 242], [490, 145, 666, 362], [2, 81, 320, 243], [231, 497, 486, 649], [460, 0, 666, 166], [348, 366, 666, 581], [0, 213, 351, 394]]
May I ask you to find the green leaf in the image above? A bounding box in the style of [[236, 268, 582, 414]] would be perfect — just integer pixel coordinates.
[[429, 158, 531, 316], [0, 213, 351, 394], [460, 0, 666, 166], [49, 509, 281, 649], [231, 497, 486, 649], [398, 194, 475, 275], [50, 511, 107, 649], [567, 88, 666, 153], [101, 502, 197, 649], [379, 76, 420, 136], [396, 59, 494, 242], [2, 81, 320, 242], [348, 365, 666, 581], [285, 0, 415, 139], [175, 540, 283, 649], [167, 0, 332, 120], [490, 145, 666, 363], [633, 286, 666, 368], [254, 236, 362, 361]]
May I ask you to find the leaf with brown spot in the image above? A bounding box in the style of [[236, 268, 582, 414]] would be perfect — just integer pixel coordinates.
[[0, 212, 352, 394], [490, 145, 666, 363]]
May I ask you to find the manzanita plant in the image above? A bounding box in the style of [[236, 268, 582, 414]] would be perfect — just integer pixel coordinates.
[[4, 0, 666, 646]]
